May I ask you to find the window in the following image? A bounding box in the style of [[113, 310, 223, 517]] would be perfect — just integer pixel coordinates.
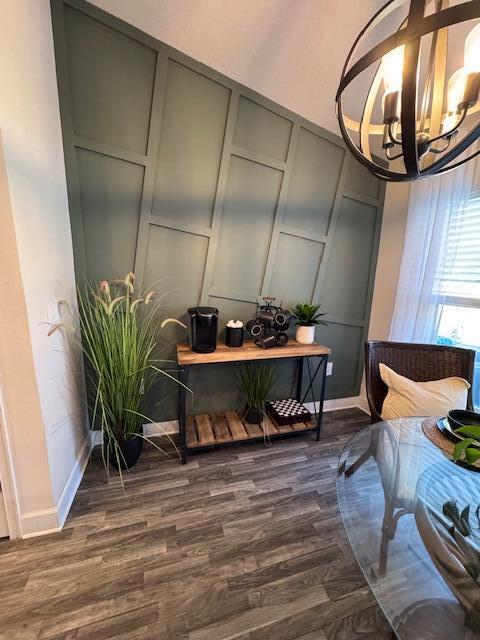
[[435, 190, 480, 409]]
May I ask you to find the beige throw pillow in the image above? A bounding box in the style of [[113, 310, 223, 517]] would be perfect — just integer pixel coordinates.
[[379, 363, 470, 420]]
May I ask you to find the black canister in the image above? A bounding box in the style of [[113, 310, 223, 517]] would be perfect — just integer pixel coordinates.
[[226, 326, 244, 347]]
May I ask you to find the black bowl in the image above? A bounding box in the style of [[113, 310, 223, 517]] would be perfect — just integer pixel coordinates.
[[447, 409, 480, 433]]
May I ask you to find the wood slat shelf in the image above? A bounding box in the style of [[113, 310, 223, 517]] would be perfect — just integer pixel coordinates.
[[186, 410, 315, 448], [177, 341, 331, 366]]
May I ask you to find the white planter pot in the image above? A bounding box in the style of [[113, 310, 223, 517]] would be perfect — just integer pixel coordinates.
[[296, 325, 315, 344]]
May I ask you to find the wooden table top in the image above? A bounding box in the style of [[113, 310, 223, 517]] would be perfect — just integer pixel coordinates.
[[176, 340, 331, 365]]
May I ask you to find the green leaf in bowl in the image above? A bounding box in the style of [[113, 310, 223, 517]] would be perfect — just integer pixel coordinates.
[[455, 425, 480, 440], [465, 447, 480, 464], [454, 438, 477, 461]]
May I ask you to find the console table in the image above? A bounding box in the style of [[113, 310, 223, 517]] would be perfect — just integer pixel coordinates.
[[176, 341, 331, 464]]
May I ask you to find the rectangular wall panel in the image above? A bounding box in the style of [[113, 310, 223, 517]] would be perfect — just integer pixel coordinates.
[[316, 323, 364, 398], [144, 225, 209, 422], [145, 225, 208, 318], [211, 156, 283, 296], [64, 5, 156, 154], [76, 149, 143, 280], [209, 296, 258, 340], [269, 233, 325, 306], [283, 128, 344, 236], [152, 61, 230, 230], [233, 97, 292, 161], [320, 197, 378, 322], [345, 156, 381, 199]]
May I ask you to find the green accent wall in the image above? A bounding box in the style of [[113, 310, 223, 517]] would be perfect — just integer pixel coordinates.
[[51, 0, 385, 420]]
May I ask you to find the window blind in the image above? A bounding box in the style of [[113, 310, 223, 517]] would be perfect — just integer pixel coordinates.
[[437, 194, 480, 300]]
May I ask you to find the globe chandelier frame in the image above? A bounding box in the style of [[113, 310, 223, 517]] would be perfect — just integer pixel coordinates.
[[336, 0, 480, 181]]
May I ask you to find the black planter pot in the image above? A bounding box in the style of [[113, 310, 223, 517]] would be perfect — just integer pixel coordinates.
[[109, 435, 143, 470], [244, 406, 263, 425]]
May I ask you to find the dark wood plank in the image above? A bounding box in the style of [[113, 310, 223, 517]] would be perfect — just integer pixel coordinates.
[[211, 412, 233, 442], [262, 414, 279, 436], [186, 416, 198, 447], [292, 421, 309, 431], [195, 414, 216, 445], [225, 411, 249, 440], [244, 422, 264, 437]]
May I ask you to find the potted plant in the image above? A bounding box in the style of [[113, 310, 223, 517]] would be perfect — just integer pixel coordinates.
[[49, 273, 188, 476], [291, 302, 328, 345], [238, 363, 276, 425]]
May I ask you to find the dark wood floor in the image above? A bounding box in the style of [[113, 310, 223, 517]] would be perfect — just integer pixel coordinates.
[[0, 408, 391, 640]]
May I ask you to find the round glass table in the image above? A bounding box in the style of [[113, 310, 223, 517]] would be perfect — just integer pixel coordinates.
[[337, 417, 480, 640]]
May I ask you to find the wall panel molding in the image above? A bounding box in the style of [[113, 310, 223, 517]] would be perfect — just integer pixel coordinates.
[[52, 0, 385, 410]]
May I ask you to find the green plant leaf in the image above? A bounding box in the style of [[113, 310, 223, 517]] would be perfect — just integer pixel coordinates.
[[465, 447, 480, 464], [455, 425, 480, 439], [454, 438, 476, 461], [290, 302, 328, 326], [237, 363, 276, 409]]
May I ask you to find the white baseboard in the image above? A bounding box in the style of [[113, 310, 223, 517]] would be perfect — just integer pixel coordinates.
[[90, 422, 178, 444], [320, 395, 369, 413], [20, 508, 61, 538], [19, 432, 92, 539], [90, 398, 370, 445], [55, 433, 93, 528]]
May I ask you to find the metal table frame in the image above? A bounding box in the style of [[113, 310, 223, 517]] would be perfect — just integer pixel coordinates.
[[177, 352, 329, 464]]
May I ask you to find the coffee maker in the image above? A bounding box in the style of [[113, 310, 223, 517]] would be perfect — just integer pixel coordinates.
[[187, 307, 219, 353]]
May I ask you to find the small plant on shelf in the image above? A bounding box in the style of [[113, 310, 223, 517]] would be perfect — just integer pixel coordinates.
[[291, 302, 328, 345], [238, 362, 276, 426]]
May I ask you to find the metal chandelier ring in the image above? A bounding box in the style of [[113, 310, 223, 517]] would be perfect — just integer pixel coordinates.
[[336, 0, 480, 180], [337, 0, 480, 100]]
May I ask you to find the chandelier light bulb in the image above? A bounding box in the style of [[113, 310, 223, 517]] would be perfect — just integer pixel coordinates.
[[464, 22, 480, 73], [381, 45, 404, 95], [442, 69, 469, 135]]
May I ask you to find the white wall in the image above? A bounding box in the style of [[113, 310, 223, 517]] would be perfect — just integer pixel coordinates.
[[368, 178, 410, 341], [0, 0, 89, 536], [0, 134, 56, 537]]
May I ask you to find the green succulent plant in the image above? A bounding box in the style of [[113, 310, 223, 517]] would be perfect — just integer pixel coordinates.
[[290, 302, 328, 327]]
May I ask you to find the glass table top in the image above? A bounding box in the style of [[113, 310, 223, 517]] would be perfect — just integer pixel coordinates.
[[337, 417, 480, 640]]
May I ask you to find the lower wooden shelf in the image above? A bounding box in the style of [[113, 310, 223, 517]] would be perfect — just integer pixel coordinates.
[[186, 410, 315, 448]]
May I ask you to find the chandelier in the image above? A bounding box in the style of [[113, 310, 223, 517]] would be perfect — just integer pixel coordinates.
[[336, 0, 480, 181]]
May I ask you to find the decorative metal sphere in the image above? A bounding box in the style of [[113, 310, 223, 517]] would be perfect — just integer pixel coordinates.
[[336, 0, 480, 181]]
